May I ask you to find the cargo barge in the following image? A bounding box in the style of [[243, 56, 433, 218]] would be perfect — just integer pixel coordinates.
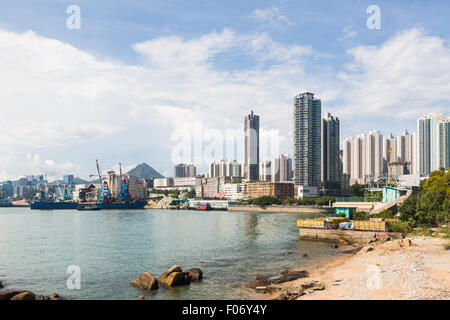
[[100, 200, 147, 209], [31, 200, 78, 210]]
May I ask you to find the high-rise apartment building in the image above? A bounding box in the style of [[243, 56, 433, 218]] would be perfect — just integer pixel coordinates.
[[277, 154, 292, 182], [417, 113, 444, 175], [259, 154, 292, 183], [174, 163, 196, 177], [208, 159, 243, 179], [365, 130, 383, 179], [293, 92, 321, 187], [321, 113, 340, 190], [439, 117, 450, 170], [244, 111, 260, 181]]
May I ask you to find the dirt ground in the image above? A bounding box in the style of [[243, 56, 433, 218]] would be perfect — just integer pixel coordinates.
[[276, 236, 450, 300]]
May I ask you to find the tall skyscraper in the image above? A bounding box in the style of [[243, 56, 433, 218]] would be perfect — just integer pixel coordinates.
[[276, 154, 292, 182], [365, 130, 383, 179], [259, 154, 292, 182], [174, 164, 196, 177], [244, 110, 260, 181], [259, 159, 271, 182], [439, 117, 450, 170], [321, 113, 340, 190], [417, 113, 444, 175], [342, 137, 352, 176], [293, 92, 321, 187]]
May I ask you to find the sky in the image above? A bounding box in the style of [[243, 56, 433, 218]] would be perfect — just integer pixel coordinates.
[[0, 0, 449, 180]]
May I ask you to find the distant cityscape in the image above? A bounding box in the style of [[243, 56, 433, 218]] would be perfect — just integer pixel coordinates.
[[1, 92, 449, 203], [153, 92, 450, 201]]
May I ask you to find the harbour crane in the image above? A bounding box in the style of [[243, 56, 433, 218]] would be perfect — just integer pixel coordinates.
[[92, 159, 112, 204], [117, 162, 131, 202]]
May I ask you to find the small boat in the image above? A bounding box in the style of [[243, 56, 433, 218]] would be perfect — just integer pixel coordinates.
[[77, 203, 102, 211], [190, 204, 212, 211]]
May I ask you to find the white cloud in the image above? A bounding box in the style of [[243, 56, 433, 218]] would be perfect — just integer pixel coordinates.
[[249, 7, 293, 28], [0, 26, 449, 179], [337, 28, 450, 121]]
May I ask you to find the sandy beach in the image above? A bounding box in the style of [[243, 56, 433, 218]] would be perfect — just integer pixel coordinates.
[[259, 236, 449, 300]]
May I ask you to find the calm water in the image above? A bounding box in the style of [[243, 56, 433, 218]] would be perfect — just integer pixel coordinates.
[[0, 208, 341, 300]]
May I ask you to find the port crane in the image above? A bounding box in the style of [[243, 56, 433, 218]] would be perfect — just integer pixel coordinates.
[[117, 162, 131, 202], [91, 159, 113, 204]]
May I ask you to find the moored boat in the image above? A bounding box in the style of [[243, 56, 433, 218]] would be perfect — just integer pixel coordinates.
[[190, 203, 212, 211], [101, 200, 147, 209], [30, 200, 78, 210], [77, 203, 102, 211]]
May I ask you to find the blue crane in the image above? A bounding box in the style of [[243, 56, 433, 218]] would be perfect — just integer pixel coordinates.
[[117, 162, 131, 202], [95, 159, 112, 204]]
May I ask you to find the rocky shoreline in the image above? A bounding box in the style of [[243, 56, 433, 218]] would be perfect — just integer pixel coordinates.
[[248, 236, 449, 300], [130, 264, 203, 299], [0, 287, 61, 301]]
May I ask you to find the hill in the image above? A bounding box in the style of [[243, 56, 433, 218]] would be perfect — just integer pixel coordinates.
[[126, 163, 164, 179]]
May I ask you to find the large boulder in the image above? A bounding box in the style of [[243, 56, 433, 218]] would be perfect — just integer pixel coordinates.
[[10, 291, 35, 300], [158, 265, 191, 287], [0, 290, 27, 301], [358, 245, 375, 254], [187, 268, 203, 281], [130, 272, 159, 290], [401, 238, 413, 247], [50, 293, 60, 300]]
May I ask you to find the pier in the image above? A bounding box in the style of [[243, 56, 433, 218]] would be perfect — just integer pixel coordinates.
[[298, 228, 402, 245]]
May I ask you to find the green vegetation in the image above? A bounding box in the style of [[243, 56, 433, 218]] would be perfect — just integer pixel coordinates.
[[149, 188, 181, 199], [247, 196, 281, 206], [388, 221, 412, 236], [364, 191, 382, 202], [398, 170, 450, 226], [282, 196, 336, 206], [352, 211, 370, 220], [350, 183, 365, 197], [372, 209, 395, 219]]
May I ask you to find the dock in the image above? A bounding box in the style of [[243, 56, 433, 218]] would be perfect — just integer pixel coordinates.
[[298, 228, 401, 245]]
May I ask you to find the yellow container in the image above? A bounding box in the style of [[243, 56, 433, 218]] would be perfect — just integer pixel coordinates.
[[354, 220, 387, 232], [297, 217, 349, 229]]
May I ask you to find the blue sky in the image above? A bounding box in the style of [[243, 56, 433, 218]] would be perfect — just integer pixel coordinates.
[[0, 1, 449, 179]]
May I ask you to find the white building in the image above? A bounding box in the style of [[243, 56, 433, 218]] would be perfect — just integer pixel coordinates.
[[295, 185, 319, 199], [221, 183, 246, 200], [154, 178, 174, 188]]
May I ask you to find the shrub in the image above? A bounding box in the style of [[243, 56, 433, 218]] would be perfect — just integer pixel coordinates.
[[388, 221, 412, 236], [353, 211, 370, 220], [372, 209, 395, 219]]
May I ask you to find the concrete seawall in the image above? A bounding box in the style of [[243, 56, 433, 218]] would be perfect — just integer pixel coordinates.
[[228, 205, 333, 214], [298, 228, 402, 245]]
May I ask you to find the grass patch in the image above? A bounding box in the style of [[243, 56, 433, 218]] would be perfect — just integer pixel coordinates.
[[411, 227, 435, 237], [389, 221, 413, 236]]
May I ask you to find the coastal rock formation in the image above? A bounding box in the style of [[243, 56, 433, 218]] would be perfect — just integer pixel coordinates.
[[358, 245, 375, 254], [50, 293, 60, 300], [379, 238, 415, 251], [0, 290, 27, 300], [158, 265, 191, 287], [130, 272, 159, 290], [276, 280, 325, 300], [187, 268, 203, 281], [36, 293, 61, 300], [0, 281, 3, 288], [10, 291, 35, 300], [250, 270, 309, 288]]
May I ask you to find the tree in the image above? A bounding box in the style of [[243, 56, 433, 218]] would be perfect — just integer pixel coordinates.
[[350, 183, 365, 197]]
